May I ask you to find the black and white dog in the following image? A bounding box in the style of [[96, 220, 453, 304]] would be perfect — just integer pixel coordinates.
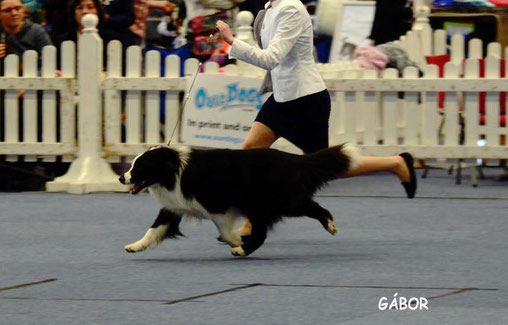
[[119, 144, 360, 256]]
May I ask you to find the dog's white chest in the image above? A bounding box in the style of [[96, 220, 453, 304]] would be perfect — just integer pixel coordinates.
[[149, 183, 210, 219]]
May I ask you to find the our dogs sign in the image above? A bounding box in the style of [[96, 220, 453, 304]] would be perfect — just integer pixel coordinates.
[[181, 74, 266, 148]]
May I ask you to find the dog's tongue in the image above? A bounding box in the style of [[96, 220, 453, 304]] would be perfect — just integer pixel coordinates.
[[129, 182, 145, 195]]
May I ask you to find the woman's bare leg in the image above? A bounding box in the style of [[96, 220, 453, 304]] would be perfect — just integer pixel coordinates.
[[344, 156, 410, 182], [234, 156, 413, 239], [242, 121, 278, 149]]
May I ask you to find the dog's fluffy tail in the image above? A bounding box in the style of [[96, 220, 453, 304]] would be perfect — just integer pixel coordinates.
[[302, 143, 361, 190]]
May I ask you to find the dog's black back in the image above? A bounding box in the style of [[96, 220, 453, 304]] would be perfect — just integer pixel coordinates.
[[180, 145, 352, 221]]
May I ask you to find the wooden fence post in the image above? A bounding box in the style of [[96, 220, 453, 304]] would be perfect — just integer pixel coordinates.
[[47, 14, 126, 193]]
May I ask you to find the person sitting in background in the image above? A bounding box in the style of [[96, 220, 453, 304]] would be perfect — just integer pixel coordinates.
[[128, 0, 176, 46], [21, 0, 43, 23], [53, 0, 118, 66], [0, 0, 51, 57], [101, 0, 135, 47], [0, 0, 52, 69], [146, 0, 187, 50], [45, 0, 70, 43]]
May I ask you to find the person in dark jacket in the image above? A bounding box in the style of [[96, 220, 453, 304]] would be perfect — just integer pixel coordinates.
[[0, 0, 52, 64], [45, 0, 70, 42], [369, 0, 413, 46], [101, 0, 136, 47]]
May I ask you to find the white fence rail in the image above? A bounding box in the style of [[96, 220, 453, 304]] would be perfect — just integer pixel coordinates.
[[0, 43, 76, 160], [325, 60, 508, 158], [0, 15, 506, 193], [103, 41, 186, 158]]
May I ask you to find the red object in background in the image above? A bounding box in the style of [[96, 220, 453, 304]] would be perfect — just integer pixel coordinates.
[[425, 54, 451, 108], [488, 0, 508, 7], [477, 58, 506, 115], [193, 35, 224, 56], [479, 115, 506, 126], [477, 58, 506, 127], [426, 54, 506, 126]]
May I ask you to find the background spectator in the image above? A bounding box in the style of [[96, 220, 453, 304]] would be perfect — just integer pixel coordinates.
[[53, 0, 118, 66], [45, 0, 70, 43], [128, 0, 176, 47], [101, 0, 135, 47], [21, 0, 43, 23], [0, 0, 52, 61], [145, 0, 185, 50], [128, 0, 149, 46]]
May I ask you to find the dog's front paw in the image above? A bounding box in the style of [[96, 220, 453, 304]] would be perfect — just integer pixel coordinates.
[[124, 240, 149, 253], [231, 246, 246, 257]]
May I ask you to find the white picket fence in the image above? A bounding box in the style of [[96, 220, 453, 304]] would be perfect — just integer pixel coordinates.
[[324, 59, 508, 158], [102, 41, 184, 159], [0, 15, 507, 193], [320, 24, 507, 160], [0, 42, 76, 161]]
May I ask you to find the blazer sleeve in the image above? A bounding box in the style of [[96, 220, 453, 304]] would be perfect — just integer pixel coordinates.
[[230, 5, 304, 71]]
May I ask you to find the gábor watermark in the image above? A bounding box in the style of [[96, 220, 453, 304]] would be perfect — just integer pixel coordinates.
[[378, 293, 429, 311]]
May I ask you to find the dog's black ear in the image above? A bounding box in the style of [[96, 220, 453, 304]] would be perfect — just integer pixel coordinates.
[[161, 148, 181, 170]]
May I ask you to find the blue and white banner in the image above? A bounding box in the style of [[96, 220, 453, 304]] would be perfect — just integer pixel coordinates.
[[181, 74, 267, 148]]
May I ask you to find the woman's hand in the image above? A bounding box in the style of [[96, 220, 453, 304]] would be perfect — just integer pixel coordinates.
[[216, 20, 234, 45]]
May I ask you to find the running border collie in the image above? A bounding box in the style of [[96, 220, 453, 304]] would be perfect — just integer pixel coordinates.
[[119, 144, 363, 256]]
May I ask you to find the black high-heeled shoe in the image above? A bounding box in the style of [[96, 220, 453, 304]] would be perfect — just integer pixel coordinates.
[[399, 152, 417, 199]]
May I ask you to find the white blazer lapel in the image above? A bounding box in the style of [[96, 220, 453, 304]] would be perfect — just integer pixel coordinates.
[[253, 9, 273, 94]]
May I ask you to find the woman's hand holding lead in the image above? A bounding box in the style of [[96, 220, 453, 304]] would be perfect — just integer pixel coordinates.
[[216, 20, 235, 45]]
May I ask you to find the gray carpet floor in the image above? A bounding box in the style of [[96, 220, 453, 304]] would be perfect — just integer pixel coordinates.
[[1, 168, 507, 324]]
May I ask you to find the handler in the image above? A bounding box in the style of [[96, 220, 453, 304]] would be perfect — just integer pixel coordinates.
[[216, 0, 417, 235]]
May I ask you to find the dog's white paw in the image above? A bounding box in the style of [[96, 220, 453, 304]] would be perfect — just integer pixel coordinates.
[[125, 227, 165, 253], [124, 240, 149, 253], [231, 246, 246, 257], [327, 219, 338, 235]]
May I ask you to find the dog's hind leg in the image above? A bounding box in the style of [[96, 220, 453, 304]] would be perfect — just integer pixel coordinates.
[[212, 213, 244, 248], [231, 219, 267, 257], [301, 201, 337, 235], [125, 209, 183, 253]]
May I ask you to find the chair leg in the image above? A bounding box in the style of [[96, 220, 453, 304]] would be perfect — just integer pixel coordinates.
[[470, 165, 478, 188], [422, 165, 429, 179], [456, 159, 462, 185], [477, 165, 486, 180]]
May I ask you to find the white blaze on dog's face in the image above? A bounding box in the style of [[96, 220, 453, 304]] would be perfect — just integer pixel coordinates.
[[121, 153, 141, 185], [119, 147, 181, 194]]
